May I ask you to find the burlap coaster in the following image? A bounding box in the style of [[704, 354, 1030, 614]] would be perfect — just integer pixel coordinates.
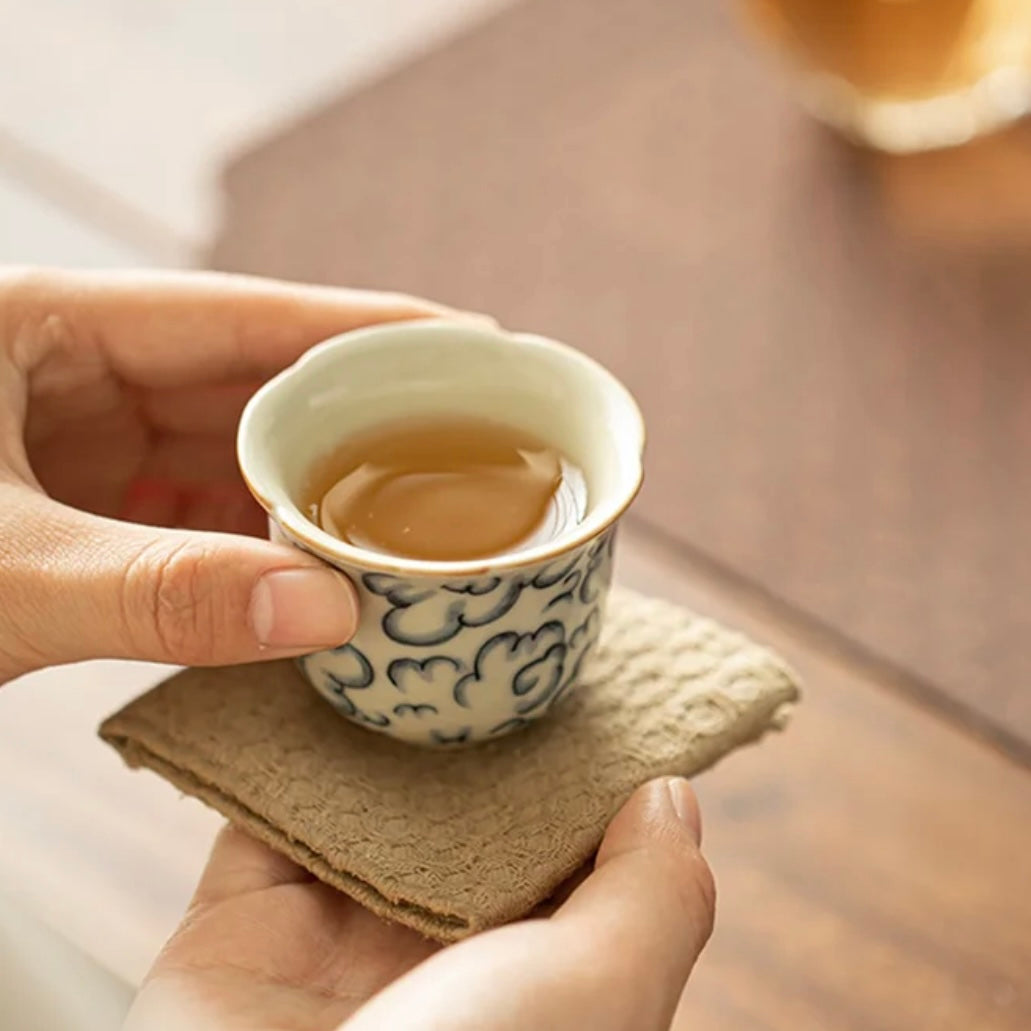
[[100, 587, 799, 942]]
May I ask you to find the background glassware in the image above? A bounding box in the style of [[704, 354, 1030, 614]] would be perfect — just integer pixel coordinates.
[[742, 0, 1031, 152]]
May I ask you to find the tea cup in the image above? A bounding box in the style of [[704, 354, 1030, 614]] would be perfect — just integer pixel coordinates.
[[237, 320, 644, 746]]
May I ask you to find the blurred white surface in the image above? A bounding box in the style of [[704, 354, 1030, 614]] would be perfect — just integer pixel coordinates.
[[0, 661, 223, 987], [0, 0, 511, 247], [0, 170, 153, 267], [0, 891, 134, 1030]]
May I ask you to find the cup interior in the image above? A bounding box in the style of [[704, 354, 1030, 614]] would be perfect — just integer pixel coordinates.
[[238, 320, 644, 573]]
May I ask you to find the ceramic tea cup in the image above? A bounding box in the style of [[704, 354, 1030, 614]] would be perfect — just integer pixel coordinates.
[[237, 320, 644, 746]]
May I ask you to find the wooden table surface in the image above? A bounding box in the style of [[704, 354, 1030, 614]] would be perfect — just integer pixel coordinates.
[[207, 0, 1031, 1027], [621, 532, 1030, 1030]]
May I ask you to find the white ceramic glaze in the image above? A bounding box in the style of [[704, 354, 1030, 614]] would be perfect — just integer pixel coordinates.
[[237, 320, 644, 746]]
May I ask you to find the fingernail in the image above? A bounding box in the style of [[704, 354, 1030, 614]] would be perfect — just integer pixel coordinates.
[[461, 312, 499, 327], [665, 777, 702, 845], [249, 567, 358, 650], [435, 308, 498, 328]]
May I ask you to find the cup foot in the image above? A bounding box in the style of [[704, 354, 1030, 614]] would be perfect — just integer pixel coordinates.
[[794, 65, 1031, 153]]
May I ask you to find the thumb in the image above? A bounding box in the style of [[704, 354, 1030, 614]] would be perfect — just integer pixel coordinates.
[[345, 778, 715, 1031], [550, 776, 716, 1029], [0, 486, 357, 675]]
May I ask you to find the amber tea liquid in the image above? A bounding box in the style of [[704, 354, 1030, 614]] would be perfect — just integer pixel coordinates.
[[302, 414, 586, 562], [744, 0, 1031, 150]]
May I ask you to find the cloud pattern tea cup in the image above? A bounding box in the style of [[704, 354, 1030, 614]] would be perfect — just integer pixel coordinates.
[[237, 321, 644, 746]]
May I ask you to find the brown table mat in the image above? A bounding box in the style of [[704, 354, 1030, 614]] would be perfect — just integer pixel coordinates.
[[100, 588, 799, 941], [210, 0, 1031, 763]]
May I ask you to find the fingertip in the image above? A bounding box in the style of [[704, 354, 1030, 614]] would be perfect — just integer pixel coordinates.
[[111, 527, 360, 666], [358, 290, 497, 328], [596, 777, 702, 867], [665, 776, 702, 845], [248, 565, 359, 651], [605, 778, 715, 923], [453, 310, 499, 328], [550, 778, 716, 1028], [408, 307, 499, 329]]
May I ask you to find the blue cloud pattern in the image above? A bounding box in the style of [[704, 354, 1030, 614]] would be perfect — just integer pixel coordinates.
[[387, 654, 464, 693], [301, 643, 392, 727], [454, 620, 567, 715], [431, 726, 472, 746], [301, 527, 617, 744], [364, 573, 525, 646], [393, 702, 438, 718], [488, 716, 534, 737], [363, 545, 605, 649], [579, 531, 616, 605], [547, 606, 602, 710]]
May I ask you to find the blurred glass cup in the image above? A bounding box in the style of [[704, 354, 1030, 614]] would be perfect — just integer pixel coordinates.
[[743, 0, 1031, 152]]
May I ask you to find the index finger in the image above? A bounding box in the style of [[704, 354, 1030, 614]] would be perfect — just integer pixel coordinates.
[[4, 268, 488, 387]]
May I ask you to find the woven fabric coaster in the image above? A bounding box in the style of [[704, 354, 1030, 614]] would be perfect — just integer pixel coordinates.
[[99, 587, 800, 942]]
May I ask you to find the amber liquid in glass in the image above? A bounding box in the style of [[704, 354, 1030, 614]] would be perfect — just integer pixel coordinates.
[[301, 414, 585, 562], [745, 0, 1031, 150]]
